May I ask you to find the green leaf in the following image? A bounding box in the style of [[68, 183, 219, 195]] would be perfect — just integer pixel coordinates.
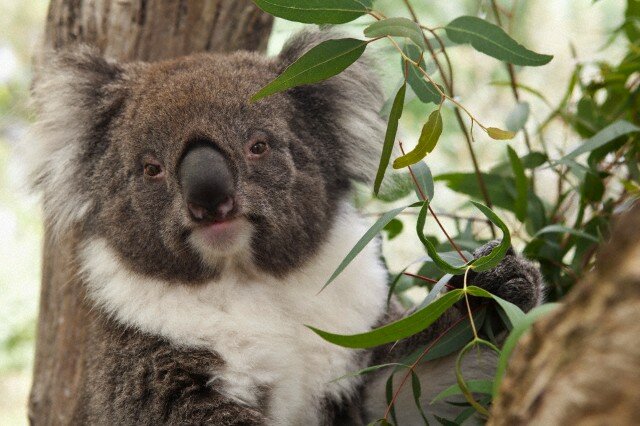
[[467, 202, 511, 272], [416, 201, 468, 274], [434, 415, 458, 426], [307, 290, 464, 348], [494, 303, 560, 396], [331, 363, 406, 383], [393, 110, 443, 169], [435, 172, 547, 231], [385, 375, 398, 425], [557, 120, 640, 162], [624, 0, 640, 41], [252, 38, 367, 101], [411, 161, 435, 201], [252, 0, 372, 24], [444, 16, 553, 66], [365, 17, 426, 49], [534, 224, 599, 243], [507, 146, 528, 221], [403, 44, 442, 105], [506, 102, 530, 132], [455, 340, 496, 416], [374, 83, 406, 194], [520, 152, 548, 169], [387, 266, 411, 307], [431, 379, 493, 403], [416, 274, 454, 309], [402, 309, 485, 364], [416, 201, 510, 274], [322, 202, 420, 290], [384, 218, 404, 240], [465, 286, 525, 328], [581, 171, 606, 203], [411, 371, 430, 425], [487, 127, 516, 140]]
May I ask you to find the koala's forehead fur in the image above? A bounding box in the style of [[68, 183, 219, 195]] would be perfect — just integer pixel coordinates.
[[28, 31, 385, 283]]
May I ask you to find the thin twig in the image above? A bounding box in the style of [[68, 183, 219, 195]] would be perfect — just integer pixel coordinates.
[[403, 272, 438, 284], [383, 311, 479, 421], [490, 0, 535, 191], [400, 142, 469, 262], [399, 0, 497, 236]]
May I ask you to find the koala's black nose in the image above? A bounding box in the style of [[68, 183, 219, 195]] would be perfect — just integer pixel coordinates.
[[178, 142, 236, 223]]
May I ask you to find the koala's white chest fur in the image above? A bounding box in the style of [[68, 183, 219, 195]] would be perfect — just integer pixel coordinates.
[[80, 206, 388, 425]]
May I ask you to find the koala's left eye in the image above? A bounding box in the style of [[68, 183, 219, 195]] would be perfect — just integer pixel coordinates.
[[250, 142, 268, 155], [143, 161, 164, 178], [245, 132, 270, 159]]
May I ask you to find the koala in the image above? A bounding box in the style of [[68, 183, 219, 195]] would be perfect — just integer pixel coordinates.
[[27, 30, 543, 425]]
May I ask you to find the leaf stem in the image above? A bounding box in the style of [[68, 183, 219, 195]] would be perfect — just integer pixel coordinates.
[[383, 311, 479, 422], [462, 267, 478, 339], [395, 1, 497, 235], [402, 271, 440, 285]]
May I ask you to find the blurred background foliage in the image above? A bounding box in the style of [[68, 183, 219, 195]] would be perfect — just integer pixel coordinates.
[[0, 0, 634, 424]]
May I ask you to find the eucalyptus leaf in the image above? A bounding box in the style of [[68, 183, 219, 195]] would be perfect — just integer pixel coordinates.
[[506, 102, 530, 132], [402, 309, 486, 364], [374, 83, 406, 194], [331, 363, 406, 383], [455, 340, 496, 416], [393, 110, 443, 169], [467, 202, 511, 272], [411, 372, 430, 424], [557, 120, 640, 162], [322, 201, 421, 290], [534, 224, 599, 243], [493, 303, 560, 395], [307, 290, 464, 348], [252, 0, 372, 24], [465, 286, 526, 328], [507, 146, 528, 221], [384, 218, 404, 240], [431, 379, 493, 403], [416, 201, 469, 274], [487, 127, 516, 140], [403, 44, 442, 105], [252, 38, 367, 101], [365, 17, 426, 49], [411, 161, 435, 201], [445, 16, 553, 66]]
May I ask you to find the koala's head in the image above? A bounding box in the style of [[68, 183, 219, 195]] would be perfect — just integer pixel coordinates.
[[28, 31, 385, 282]]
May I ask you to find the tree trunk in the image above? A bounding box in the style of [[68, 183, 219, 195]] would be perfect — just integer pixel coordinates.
[[29, 2, 273, 423], [490, 203, 640, 425]]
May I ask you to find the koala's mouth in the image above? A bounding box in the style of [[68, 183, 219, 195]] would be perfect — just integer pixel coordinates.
[[187, 215, 252, 258]]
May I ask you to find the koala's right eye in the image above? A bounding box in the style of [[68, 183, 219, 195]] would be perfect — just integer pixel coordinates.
[[143, 160, 164, 179]]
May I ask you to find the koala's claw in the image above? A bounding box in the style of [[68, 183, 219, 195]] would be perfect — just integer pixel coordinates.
[[450, 240, 544, 312]]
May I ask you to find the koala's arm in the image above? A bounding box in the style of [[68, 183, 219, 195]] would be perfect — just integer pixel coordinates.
[[84, 317, 266, 426], [371, 241, 543, 364], [361, 242, 543, 423]]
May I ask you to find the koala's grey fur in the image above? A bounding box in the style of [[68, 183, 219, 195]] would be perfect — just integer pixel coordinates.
[[27, 30, 543, 425]]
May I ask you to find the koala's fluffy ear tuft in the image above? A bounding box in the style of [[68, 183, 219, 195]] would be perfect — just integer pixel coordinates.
[[278, 30, 386, 184], [27, 46, 132, 238]]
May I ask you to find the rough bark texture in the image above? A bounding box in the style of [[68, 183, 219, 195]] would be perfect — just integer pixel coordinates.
[[44, 0, 273, 61], [490, 203, 640, 425], [29, 1, 273, 424]]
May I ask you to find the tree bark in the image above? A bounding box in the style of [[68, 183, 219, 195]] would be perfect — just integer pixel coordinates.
[[490, 203, 640, 425], [29, 1, 273, 423]]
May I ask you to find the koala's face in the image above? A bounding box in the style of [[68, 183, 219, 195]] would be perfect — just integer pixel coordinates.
[[30, 32, 384, 282]]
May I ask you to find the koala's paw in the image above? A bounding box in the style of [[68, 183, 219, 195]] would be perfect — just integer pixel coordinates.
[[451, 240, 544, 313]]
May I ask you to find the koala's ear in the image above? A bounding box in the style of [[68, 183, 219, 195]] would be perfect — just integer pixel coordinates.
[[27, 46, 132, 238], [278, 31, 386, 183]]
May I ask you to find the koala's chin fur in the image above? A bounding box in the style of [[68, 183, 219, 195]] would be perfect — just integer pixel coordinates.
[[27, 30, 544, 425]]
